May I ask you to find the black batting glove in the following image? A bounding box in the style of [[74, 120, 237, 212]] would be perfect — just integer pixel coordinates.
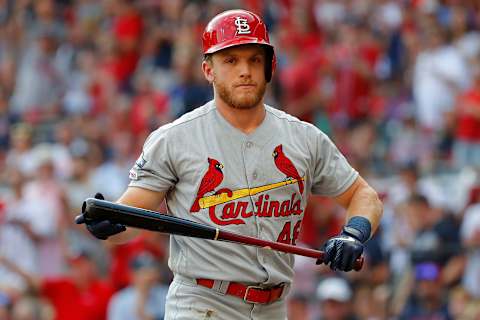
[[317, 226, 364, 272], [75, 193, 126, 240]]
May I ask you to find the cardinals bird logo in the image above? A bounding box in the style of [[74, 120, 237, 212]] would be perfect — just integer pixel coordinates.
[[190, 158, 224, 212], [273, 144, 304, 194]]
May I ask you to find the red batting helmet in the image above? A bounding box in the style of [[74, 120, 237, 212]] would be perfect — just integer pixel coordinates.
[[202, 9, 276, 82]]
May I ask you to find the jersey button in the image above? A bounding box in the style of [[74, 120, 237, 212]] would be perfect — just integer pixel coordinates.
[[252, 172, 258, 179], [246, 141, 253, 148]]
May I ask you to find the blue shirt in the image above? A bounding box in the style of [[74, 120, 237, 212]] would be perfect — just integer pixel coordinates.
[[108, 285, 169, 320]]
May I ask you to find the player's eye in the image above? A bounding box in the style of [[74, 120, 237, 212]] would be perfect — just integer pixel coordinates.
[[224, 57, 236, 64]]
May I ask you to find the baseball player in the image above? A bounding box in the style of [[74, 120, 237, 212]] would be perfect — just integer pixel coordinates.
[[76, 9, 383, 320]]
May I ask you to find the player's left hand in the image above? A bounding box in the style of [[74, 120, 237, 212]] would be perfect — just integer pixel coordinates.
[[318, 230, 364, 272]]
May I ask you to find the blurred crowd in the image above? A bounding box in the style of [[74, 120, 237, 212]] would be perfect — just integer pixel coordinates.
[[0, 0, 480, 319]]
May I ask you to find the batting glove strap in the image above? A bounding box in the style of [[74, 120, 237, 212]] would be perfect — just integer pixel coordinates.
[[343, 216, 371, 243], [341, 226, 364, 242]]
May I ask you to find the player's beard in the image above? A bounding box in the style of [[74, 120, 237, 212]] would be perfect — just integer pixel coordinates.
[[214, 79, 266, 110]]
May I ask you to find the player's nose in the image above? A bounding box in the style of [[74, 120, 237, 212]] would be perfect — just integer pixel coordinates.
[[237, 60, 252, 78]]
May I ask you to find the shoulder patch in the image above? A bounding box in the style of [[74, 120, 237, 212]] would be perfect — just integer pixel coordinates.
[[135, 152, 147, 169], [129, 169, 138, 180]]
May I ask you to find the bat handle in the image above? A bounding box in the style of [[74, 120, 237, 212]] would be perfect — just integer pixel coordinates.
[[219, 230, 365, 271]]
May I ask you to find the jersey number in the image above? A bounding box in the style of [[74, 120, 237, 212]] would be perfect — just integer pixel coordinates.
[[276, 221, 302, 245]]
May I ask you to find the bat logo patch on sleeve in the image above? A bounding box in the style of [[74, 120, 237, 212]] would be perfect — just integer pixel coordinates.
[[135, 152, 147, 169]]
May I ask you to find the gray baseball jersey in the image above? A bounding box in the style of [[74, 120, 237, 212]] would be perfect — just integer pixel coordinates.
[[128, 100, 358, 286]]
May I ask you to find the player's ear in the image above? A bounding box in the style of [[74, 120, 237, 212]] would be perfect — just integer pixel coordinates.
[[202, 57, 214, 83]]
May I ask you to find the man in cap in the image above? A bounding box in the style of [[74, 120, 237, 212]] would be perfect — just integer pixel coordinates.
[[316, 277, 357, 320], [108, 252, 169, 320]]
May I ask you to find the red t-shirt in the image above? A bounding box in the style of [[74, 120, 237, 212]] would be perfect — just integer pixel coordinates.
[[114, 11, 144, 42], [299, 197, 343, 248], [130, 92, 169, 136], [456, 89, 480, 141], [41, 278, 114, 320], [109, 234, 166, 290], [328, 42, 381, 121]]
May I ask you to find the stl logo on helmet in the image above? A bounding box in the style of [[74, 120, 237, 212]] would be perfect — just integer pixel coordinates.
[[234, 17, 251, 35]]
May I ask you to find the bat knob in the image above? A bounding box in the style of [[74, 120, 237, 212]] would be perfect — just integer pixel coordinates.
[[75, 214, 86, 224]]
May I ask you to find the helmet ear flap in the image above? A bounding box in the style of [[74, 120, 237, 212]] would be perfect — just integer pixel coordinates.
[[265, 46, 276, 82]]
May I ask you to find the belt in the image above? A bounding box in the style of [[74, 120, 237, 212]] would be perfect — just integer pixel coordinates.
[[196, 278, 285, 304]]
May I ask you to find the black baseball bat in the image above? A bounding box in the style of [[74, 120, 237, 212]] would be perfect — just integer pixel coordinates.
[[78, 198, 364, 270]]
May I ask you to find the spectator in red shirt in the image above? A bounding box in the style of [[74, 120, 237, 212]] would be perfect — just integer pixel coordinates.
[[110, 0, 144, 89], [299, 197, 344, 249], [327, 22, 382, 127], [449, 61, 480, 168], [109, 232, 167, 290], [0, 251, 114, 320], [130, 74, 170, 138], [278, 5, 325, 123]]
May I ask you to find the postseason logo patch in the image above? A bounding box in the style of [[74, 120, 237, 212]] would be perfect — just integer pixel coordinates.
[[130, 152, 147, 180], [129, 169, 138, 180]]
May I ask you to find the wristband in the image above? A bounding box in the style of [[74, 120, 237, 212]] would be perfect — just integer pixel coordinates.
[[342, 216, 371, 243]]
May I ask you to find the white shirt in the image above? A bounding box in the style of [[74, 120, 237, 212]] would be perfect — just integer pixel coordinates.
[[413, 45, 470, 130], [461, 203, 480, 298]]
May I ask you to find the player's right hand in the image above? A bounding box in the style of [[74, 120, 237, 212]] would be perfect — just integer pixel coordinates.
[[75, 193, 126, 240]]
